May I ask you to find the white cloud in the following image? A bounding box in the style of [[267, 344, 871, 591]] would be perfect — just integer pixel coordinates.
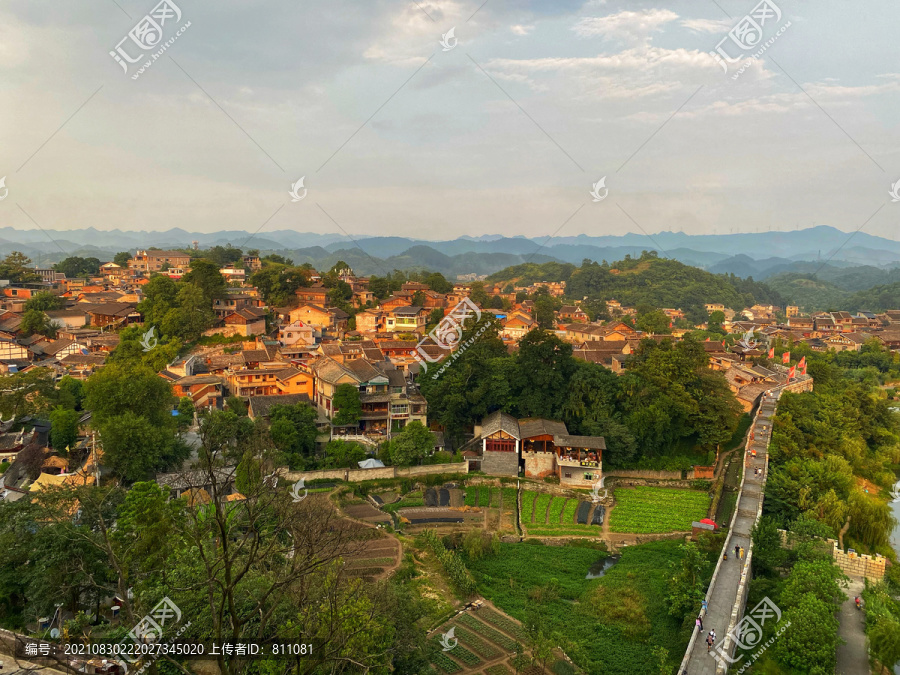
[[680, 18, 731, 34], [510, 24, 534, 36], [573, 9, 678, 42]]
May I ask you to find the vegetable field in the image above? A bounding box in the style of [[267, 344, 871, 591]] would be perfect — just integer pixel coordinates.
[[608, 487, 709, 533]]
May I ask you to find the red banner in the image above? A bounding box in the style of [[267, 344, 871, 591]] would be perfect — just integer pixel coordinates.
[[768, 347, 775, 359], [782, 351, 790, 364], [788, 365, 796, 379]]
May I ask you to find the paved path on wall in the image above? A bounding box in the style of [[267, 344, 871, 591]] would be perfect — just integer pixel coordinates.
[[836, 578, 869, 675], [682, 393, 779, 675]]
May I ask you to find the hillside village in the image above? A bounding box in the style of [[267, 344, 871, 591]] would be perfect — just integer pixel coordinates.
[[0, 246, 894, 675]]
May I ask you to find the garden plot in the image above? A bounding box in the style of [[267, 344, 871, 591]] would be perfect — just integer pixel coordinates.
[[608, 486, 709, 534], [430, 604, 570, 674]]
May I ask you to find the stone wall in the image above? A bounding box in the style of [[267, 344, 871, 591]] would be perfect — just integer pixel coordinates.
[[605, 468, 683, 480], [777, 529, 886, 581], [283, 461, 468, 484], [482, 450, 519, 476]]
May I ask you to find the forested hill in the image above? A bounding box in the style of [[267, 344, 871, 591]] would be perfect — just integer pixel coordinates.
[[488, 252, 783, 317]]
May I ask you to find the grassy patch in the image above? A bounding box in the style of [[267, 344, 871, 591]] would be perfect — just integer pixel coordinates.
[[609, 487, 709, 534], [466, 541, 700, 675], [521, 491, 538, 524], [456, 614, 519, 651]]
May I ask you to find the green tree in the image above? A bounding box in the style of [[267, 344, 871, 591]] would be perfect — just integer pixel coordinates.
[[666, 541, 708, 620], [0, 252, 40, 284], [83, 363, 175, 428], [390, 421, 433, 466], [636, 309, 671, 334], [49, 406, 80, 452], [113, 251, 131, 266], [24, 291, 65, 312], [332, 384, 361, 426], [269, 402, 319, 468], [869, 618, 900, 672], [469, 282, 489, 307], [513, 330, 577, 419], [0, 368, 56, 419], [54, 256, 101, 278], [20, 309, 56, 338], [772, 594, 840, 674], [57, 376, 85, 410], [99, 412, 186, 481], [533, 294, 558, 329], [183, 258, 227, 301], [323, 439, 367, 468]]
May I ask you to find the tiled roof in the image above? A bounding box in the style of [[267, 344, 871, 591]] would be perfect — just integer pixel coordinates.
[[481, 410, 520, 439], [519, 418, 568, 439]]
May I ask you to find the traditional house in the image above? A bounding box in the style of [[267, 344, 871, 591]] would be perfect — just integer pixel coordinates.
[[277, 320, 316, 347], [223, 307, 267, 336], [226, 365, 313, 398], [290, 304, 335, 330], [355, 309, 384, 333], [171, 374, 224, 409], [558, 305, 589, 323], [128, 250, 191, 273], [501, 313, 535, 341], [295, 284, 330, 306], [213, 294, 260, 320], [823, 332, 873, 353], [475, 412, 605, 486], [385, 306, 426, 333]]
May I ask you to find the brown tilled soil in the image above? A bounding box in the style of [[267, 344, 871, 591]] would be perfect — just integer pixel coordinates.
[[344, 503, 391, 524]]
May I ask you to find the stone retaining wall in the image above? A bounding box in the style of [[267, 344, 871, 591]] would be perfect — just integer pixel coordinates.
[[283, 461, 468, 484]]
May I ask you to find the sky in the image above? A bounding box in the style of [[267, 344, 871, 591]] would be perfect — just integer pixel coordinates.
[[2, 0, 900, 244]]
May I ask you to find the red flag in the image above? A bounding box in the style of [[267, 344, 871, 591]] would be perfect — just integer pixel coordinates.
[[798, 356, 806, 369], [782, 351, 790, 364], [706, 337, 710, 342], [788, 365, 796, 379], [768, 347, 774, 359], [801, 363, 807, 375]]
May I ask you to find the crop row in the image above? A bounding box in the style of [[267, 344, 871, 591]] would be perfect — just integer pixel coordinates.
[[561, 499, 579, 525], [456, 613, 519, 651], [485, 665, 514, 675], [547, 497, 567, 524], [478, 608, 526, 641], [521, 491, 538, 523], [433, 639, 481, 667], [532, 493, 552, 524], [451, 625, 501, 659], [429, 649, 462, 673]]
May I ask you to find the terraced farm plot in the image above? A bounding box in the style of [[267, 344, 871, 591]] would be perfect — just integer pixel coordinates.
[[431, 609, 528, 674], [521, 491, 538, 524], [609, 487, 709, 533], [547, 497, 567, 524], [532, 493, 552, 524]]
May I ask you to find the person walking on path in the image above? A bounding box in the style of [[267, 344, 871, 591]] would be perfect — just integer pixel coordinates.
[[734, 545, 740, 558], [706, 633, 713, 652], [701, 599, 708, 614], [698, 614, 703, 630], [739, 546, 745, 560]]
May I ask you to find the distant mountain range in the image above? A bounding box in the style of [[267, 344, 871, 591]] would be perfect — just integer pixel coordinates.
[[3, 224, 899, 280]]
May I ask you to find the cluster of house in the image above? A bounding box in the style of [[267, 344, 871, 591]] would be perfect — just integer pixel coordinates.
[[464, 411, 606, 487]]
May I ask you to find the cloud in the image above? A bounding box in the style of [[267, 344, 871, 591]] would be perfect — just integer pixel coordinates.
[[680, 18, 731, 34], [510, 24, 534, 36], [573, 9, 678, 43]]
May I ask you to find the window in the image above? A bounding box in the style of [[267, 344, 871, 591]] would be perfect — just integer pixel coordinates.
[[564, 472, 572, 478], [584, 473, 593, 481]]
